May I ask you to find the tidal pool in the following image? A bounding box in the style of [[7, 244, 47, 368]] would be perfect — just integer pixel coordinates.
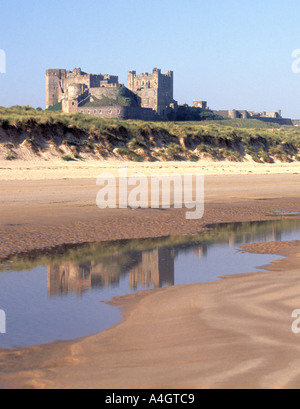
[[0, 219, 299, 349]]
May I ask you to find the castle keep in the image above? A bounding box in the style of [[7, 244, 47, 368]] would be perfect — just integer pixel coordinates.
[[127, 68, 176, 118], [46, 67, 177, 120]]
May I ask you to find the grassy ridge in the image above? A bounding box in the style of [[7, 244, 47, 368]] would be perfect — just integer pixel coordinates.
[[0, 105, 300, 163], [202, 118, 282, 129]]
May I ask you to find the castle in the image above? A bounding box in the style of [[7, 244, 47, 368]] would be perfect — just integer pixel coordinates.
[[46, 67, 178, 121], [46, 67, 292, 125]]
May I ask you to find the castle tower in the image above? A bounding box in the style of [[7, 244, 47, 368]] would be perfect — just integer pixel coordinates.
[[46, 69, 67, 108], [165, 70, 174, 101], [127, 68, 177, 119], [127, 71, 136, 91], [228, 110, 238, 119]]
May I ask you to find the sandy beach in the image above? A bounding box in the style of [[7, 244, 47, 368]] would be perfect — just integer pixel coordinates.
[[0, 158, 300, 181], [0, 159, 300, 259], [0, 160, 300, 389]]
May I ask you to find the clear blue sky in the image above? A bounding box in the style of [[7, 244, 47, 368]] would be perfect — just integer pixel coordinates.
[[0, 0, 300, 118]]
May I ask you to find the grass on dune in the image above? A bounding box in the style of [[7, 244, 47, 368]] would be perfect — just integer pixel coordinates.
[[0, 105, 300, 163]]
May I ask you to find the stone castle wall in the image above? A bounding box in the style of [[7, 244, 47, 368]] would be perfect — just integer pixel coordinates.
[[78, 105, 159, 121], [213, 110, 230, 118], [213, 109, 292, 125]]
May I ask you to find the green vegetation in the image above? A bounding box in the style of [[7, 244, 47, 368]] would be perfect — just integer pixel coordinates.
[[82, 88, 139, 108], [115, 147, 142, 161], [168, 106, 224, 122], [153, 143, 183, 161], [46, 102, 62, 112], [117, 88, 139, 107], [83, 95, 119, 107], [127, 137, 147, 150], [0, 105, 300, 163], [61, 155, 75, 162], [208, 118, 282, 129], [5, 155, 16, 161]]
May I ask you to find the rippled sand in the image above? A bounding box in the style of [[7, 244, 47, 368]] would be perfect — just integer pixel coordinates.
[[0, 242, 300, 389]]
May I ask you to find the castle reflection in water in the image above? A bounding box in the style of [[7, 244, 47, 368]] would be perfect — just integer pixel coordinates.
[[47, 221, 287, 297], [47, 248, 178, 297]]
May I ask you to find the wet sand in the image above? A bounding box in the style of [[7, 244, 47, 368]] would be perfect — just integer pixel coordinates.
[[0, 161, 300, 388], [0, 165, 300, 259]]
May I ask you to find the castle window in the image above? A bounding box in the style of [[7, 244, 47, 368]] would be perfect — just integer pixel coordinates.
[[72, 102, 75, 106], [94, 110, 97, 114], [88, 110, 91, 115], [99, 110, 102, 114]]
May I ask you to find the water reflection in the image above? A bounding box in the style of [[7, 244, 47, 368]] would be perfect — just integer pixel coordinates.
[[45, 219, 300, 297], [47, 248, 175, 296], [47, 258, 133, 296], [128, 248, 175, 290], [1, 219, 300, 348]]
